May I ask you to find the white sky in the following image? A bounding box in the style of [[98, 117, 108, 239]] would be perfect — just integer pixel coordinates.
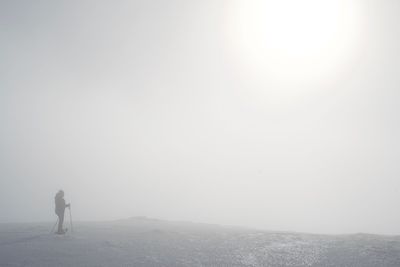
[[1, 0, 400, 235]]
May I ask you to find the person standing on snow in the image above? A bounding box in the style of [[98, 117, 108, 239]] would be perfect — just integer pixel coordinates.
[[54, 190, 70, 234]]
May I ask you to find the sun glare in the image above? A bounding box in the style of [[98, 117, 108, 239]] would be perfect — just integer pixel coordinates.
[[226, 0, 364, 88]]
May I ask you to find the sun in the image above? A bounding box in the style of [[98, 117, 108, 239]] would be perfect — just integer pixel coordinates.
[[225, 0, 364, 88]]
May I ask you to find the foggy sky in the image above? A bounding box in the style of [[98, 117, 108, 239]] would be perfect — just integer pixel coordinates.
[[1, 0, 400, 235]]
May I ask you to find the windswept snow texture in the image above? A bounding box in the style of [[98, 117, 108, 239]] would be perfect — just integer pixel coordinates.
[[1, 218, 400, 267]]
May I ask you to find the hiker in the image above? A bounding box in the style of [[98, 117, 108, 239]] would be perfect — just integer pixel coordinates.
[[54, 190, 70, 234]]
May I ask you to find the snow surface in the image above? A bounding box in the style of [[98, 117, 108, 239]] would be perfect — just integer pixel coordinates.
[[1, 217, 400, 267]]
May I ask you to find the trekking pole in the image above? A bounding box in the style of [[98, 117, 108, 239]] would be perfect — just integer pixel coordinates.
[[50, 218, 59, 234], [69, 206, 74, 233]]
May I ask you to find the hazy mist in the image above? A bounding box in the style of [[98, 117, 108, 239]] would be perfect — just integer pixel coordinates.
[[1, 0, 400, 235]]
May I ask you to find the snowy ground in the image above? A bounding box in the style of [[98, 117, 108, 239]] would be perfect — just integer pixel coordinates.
[[1, 217, 400, 267]]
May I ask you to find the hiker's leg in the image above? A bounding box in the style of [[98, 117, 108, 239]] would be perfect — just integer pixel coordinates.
[[57, 212, 64, 233]]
